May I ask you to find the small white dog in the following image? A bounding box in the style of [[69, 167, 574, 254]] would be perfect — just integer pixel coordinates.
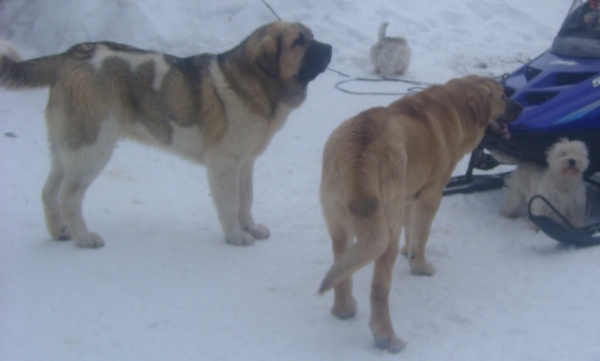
[[370, 22, 411, 78], [499, 138, 589, 229]]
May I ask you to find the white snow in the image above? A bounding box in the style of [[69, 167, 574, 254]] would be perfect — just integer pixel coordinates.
[[1, 0, 600, 360]]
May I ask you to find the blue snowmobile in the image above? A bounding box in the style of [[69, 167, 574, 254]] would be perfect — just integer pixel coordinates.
[[445, 0, 600, 246]]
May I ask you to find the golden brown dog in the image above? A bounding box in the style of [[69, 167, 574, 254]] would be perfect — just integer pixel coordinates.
[[0, 22, 331, 248], [318, 75, 522, 352]]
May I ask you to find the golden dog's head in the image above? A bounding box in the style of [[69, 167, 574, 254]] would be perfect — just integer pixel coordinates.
[[459, 75, 523, 140], [247, 22, 332, 83]]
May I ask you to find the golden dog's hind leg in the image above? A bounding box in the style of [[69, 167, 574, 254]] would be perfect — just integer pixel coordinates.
[[369, 225, 406, 353], [405, 191, 442, 276], [329, 222, 357, 319]]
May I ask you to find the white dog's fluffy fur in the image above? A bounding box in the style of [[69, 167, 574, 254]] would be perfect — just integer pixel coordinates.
[[499, 138, 589, 229], [370, 22, 411, 78]]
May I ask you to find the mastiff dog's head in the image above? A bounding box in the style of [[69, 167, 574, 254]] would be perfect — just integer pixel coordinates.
[[248, 22, 332, 84]]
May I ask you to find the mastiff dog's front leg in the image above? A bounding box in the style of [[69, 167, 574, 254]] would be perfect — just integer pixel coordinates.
[[238, 159, 270, 240], [207, 157, 255, 246]]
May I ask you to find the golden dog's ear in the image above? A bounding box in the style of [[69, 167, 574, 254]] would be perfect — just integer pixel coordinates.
[[253, 35, 281, 78], [467, 85, 492, 126]]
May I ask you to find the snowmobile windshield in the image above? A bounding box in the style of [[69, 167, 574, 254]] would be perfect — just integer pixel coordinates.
[[551, 0, 600, 58]]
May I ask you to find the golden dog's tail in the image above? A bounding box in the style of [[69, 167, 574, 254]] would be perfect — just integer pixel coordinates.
[[0, 40, 62, 89], [319, 172, 388, 294], [319, 220, 389, 294], [319, 113, 393, 294]]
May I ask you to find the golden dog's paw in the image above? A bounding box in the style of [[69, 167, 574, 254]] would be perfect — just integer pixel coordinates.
[[331, 297, 357, 319], [409, 260, 436, 276], [245, 224, 270, 240], [76, 232, 105, 248], [372, 332, 406, 354], [226, 232, 256, 246]]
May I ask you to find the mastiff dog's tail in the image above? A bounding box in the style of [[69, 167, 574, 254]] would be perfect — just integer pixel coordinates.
[[0, 40, 64, 89]]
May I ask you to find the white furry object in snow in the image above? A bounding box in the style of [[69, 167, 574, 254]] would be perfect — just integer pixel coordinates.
[[369, 22, 411, 78]]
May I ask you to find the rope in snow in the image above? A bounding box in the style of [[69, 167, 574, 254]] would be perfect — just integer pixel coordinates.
[[334, 77, 433, 96]]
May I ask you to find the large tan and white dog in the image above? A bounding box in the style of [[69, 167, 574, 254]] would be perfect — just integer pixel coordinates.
[[318, 75, 522, 352], [0, 22, 332, 248]]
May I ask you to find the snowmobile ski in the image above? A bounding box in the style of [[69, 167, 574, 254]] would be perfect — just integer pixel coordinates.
[[528, 195, 600, 247], [443, 146, 508, 195]]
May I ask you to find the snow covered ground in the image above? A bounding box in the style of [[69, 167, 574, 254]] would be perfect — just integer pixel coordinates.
[[1, 0, 599, 360]]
